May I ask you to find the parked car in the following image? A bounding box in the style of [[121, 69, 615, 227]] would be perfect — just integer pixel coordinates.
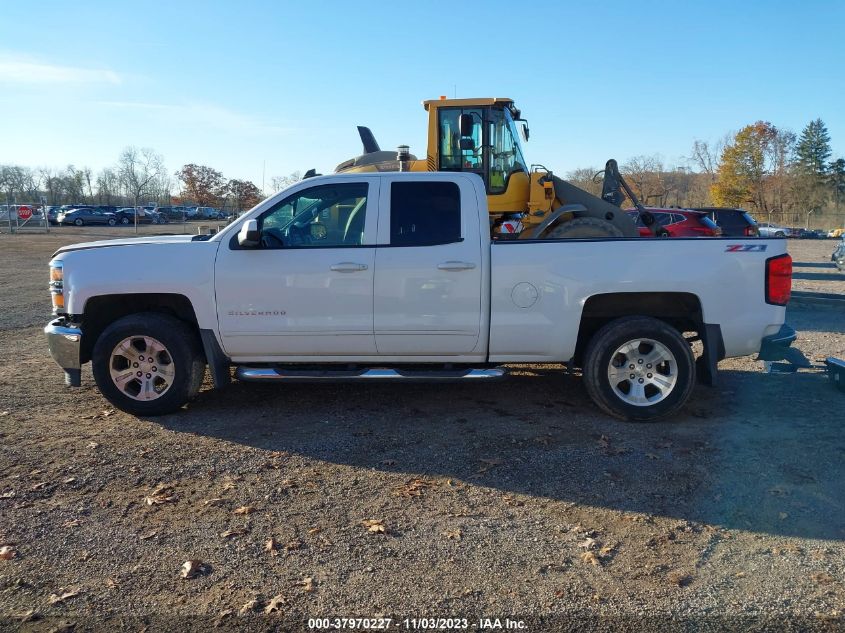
[[690, 207, 759, 237], [757, 222, 791, 238], [45, 171, 799, 421], [114, 208, 167, 225], [194, 206, 227, 220], [152, 206, 185, 222], [57, 208, 118, 226], [626, 208, 721, 237]]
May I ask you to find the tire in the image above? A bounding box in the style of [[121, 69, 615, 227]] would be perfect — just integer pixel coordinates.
[[544, 217, 625, 239], [775, 231, 785, 238], [582, 316, 695, 422], [121, 217, 130, 225], [74, 218, 84, 226], [108, 218, 117, 226], [92, 312, 205, 416]]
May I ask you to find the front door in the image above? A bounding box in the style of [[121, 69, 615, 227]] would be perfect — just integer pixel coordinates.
[[373, 177, 484, 356], [214, 179, 379, 359]]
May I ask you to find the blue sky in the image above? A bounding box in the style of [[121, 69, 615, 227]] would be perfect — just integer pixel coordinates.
[[1, 0, 843, 191]]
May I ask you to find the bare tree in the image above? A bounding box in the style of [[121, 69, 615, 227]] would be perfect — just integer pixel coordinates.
[[270, 171, 302, 192], [117, 147, 167, 231]]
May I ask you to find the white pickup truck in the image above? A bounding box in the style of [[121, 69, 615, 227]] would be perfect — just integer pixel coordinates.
[[46, 172, 799, 421]]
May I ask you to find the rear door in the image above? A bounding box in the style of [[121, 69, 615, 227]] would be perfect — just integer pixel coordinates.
[[373, 176, 484, 356]]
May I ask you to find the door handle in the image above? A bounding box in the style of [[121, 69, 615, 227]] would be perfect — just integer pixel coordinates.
[[330, 262, 368, 272], [437, 261, 476, 271]]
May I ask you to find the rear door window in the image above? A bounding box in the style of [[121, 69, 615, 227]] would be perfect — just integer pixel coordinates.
[[389, 181, 462, 246]]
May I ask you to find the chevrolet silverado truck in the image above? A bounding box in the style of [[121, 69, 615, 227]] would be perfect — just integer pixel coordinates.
[[45, 172, 799, 421]]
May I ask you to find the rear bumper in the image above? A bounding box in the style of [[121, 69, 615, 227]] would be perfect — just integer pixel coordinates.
[[45, 318, 82, 386], [756, 324, 811, 367]]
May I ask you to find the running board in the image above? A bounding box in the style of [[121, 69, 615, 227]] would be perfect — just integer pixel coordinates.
[[235, 366, 506, 382]]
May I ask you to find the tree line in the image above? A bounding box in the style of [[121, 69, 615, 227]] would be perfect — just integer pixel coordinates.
[[0, 148, 298, 212], [566, 118, 845, 229]]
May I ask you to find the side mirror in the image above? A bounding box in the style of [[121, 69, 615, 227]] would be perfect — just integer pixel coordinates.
[[522, 124, 530, 142], [459, 138, 475, 151], [458, 113, 473, 137], [238, 219, 260, 247]]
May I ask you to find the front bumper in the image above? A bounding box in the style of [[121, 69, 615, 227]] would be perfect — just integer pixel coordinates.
[[45, 317, 82, 386], [756, 324, 812, 367]]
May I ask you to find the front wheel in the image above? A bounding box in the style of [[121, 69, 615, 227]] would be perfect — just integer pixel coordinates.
[[121, 217, 130, 225], [582, 316, 695, 421], [108, 218, 117, 226], [74, 218, 84, 226], [92, 312, 205, 416]]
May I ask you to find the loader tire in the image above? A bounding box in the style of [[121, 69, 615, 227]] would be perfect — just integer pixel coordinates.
[[544, 217, 624, 239]]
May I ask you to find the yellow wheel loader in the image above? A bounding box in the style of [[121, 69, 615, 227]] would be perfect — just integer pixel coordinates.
[[332, 97, 664, 239]]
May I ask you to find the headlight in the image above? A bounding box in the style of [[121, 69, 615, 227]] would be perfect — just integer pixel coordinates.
[[50, 261, 65, 313]]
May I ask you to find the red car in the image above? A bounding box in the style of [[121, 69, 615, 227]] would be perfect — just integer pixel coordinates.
[[626, 208, 722, 237]]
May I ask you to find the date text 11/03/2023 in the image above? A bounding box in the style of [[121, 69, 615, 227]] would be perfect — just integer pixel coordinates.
[[307, 617, 528, 630]]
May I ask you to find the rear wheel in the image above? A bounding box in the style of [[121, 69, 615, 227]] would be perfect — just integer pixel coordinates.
[[544, 217, 624, 239], [583, 316, 695, 421], [121, 217, 130, 225], [107, 218, 117, 226], [92, 312, 205, 416], [74, 218, 84, 226]]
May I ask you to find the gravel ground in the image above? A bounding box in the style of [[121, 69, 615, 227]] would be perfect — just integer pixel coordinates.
[[0, 230, 843, 632]]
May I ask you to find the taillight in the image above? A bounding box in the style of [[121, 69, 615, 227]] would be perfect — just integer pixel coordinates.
[[765, 254, 792, 305], [744, 226, 759, 237]]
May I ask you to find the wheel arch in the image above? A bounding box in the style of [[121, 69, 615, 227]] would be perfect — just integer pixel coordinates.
[[79, 293, 199, 364], [574, 292, 707, 367]]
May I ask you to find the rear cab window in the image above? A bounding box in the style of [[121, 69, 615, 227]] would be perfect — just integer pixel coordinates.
[[389, 181, 462, 246]]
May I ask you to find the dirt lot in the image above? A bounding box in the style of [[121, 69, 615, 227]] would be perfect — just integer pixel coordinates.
[[1, 229, 844, 632]]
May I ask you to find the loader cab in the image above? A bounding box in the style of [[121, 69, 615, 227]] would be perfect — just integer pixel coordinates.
[[425, 97, 531, 214]]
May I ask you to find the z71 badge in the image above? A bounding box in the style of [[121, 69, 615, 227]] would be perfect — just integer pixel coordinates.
[[725, 244, 768, 252]]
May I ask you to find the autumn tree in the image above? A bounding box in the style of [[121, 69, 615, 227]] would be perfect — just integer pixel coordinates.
[[118, 147, 167, 207], [227, 179, 263, 211], [711, 122, 794, 218], [176, 164, 227, 206]]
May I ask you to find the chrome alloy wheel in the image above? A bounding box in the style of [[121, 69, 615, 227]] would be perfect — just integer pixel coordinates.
[[606, 338, 678, 407], [109, 336, 175, 401]]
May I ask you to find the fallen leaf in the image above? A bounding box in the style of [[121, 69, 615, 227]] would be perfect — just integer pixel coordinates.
[[238, 597, 260, 615], [301, 577, 316, 593], [779, 512, 789, 520], [233, 505, 256, 515], [579, 538, 597, 550], [106, 577, 119, 588], [811, 572, 835, 585], [0, 545, 16, 560], [265, 537, 279, 555], [264, 593, 286, 614], [144, 483, 176, 505], [394, 478, 436, 497], [101, 409, 115, 417], [362, 519, 388, 534], [62, 477, 77, 485], [220, 526, 249, 539], [87, 441, 99, 450], [442, 529, 462, 540], [0, 411, 8, 416], [0, 491, 15, 499], [215, 609, 234, 627], [502, 494, 524, 507], [30, 482, 46, 491], [646, 453, 660, 460], [598, 435, 611, 448], [284, 539, 303, 552], [581, 551, 600, 566], [381, 459, 397, 466], [477, 458, 503, 473], [203, 498, 226, 507], [48, 589, 80, 604], [307, 526, 322, 535], [139, 530, 159, 541], [180, 560, 210, 579], [667, 571, 693, 587], [221, 482, 236, 492], [12, 608, 35, 622], [62, 519, 82, 529], [599, 544, 615, 556]]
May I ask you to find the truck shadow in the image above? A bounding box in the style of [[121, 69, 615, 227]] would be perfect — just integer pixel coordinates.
[[159, 365, 845, 542]]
